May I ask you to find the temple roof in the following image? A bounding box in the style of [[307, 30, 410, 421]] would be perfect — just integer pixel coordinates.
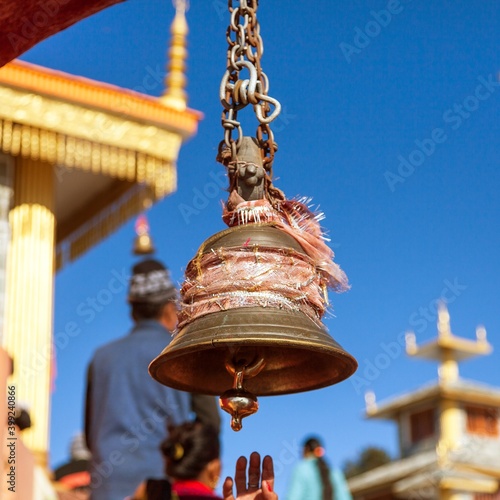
[[364, 306, 497, 419], [0, 57, 201, 268], [348, 449, 500, 497], [0, 60, 200, 136], [0, 0, 123, 67], [366, 378, 500, 420], [356, 310, 500, 496], [347, 450, 437, 495]]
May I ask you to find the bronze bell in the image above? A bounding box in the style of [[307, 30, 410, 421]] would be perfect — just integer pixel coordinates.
[[149, 138, 357, 430], [149, 224, 357, 430]]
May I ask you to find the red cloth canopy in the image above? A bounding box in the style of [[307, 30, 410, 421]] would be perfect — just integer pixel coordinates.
[[0, 0, 123, 67]]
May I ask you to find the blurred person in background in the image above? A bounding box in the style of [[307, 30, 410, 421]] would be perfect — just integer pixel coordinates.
[[85, 259, 220, 500], [131, 421, 277, 500], [286, 436, 352, 500], [53, 432, 91, 499]]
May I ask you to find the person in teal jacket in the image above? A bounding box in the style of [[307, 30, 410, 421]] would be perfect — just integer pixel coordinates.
[[286, 436, 352, 500]]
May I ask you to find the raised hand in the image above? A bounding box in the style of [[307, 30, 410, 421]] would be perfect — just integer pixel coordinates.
[[222, 452, 278, 500]]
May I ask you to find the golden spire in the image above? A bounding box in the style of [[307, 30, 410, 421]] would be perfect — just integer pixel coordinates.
[[437, 302, 451, 337], [405, 302, 492, 385], [161, 0, 189, 111]]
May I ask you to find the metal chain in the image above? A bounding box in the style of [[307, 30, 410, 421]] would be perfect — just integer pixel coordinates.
[[218, 0, 281, 171]]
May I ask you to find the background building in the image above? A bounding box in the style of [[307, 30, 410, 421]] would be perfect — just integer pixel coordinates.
[[1, 3, 198, 497], [348, 305, 500, 500]]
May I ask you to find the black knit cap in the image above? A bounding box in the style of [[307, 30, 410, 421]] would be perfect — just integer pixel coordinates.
[[128, 259, 178, 304]]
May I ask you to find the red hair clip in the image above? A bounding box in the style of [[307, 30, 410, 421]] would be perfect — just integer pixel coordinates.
[[314, 447, 325, 458]]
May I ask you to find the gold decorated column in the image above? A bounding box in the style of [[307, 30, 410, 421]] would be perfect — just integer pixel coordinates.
[[436, 306, 461, 475], [3, 157, 55, 466]]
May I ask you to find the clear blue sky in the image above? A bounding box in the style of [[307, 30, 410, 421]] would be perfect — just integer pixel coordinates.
[[21, 1, 500, 497]]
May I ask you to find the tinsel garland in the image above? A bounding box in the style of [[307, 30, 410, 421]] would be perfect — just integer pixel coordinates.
[[177, 189, 348, 331]]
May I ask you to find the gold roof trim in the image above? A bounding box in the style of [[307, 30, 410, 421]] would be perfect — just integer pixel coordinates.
[[0, 60, 201, 134], [366, 380, 500, 420], [0, 59, 202, 198], [0, 89, 180, 198], [0, 59, 201, 267]]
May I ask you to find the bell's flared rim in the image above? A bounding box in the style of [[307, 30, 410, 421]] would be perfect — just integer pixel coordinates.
[[149, 307, 357, 396]]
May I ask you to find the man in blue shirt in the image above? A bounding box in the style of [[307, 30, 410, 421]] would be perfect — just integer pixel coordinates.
[[85, 259, 220, 500]]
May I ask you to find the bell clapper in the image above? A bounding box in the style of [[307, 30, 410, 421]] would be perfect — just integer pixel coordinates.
[[219, 349, 266, 431]]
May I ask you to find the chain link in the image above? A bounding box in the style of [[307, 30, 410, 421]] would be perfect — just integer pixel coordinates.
[[218, 0, 281, 171]]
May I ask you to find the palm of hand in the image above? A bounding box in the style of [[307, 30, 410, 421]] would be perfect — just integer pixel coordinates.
[[222, 453, 278, 500]]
